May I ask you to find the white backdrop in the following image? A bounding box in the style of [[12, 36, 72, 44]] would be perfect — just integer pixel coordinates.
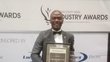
[[0, 0, 110, 32], [0, 0, 109, 62], [0, 33, 108, 62]]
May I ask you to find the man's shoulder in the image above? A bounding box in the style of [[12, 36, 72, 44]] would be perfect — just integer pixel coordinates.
[[63, 30, 74, 36], [39, 29, 51, 34], [41, 29, 51, 32]]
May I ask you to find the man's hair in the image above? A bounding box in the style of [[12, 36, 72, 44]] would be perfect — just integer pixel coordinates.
[[50, 10, 64, 18]]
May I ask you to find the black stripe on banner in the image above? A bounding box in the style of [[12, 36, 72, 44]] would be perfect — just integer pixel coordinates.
[[108, 33, 110, 62]]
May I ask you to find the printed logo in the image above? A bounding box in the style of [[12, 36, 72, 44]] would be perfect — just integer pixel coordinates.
[[79, 52, 88, 62], [40, 6, 51, 25], [74, 52, 88, 62], [23, 52, 32, 62]]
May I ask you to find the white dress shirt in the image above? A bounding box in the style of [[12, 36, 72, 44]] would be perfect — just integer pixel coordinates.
[[52, 29, 63, 43]]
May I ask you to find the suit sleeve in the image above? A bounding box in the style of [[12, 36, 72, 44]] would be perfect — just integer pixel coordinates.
[[69, 34, 75, 62], [69, 34, 74, 52], [31, 32, 44, 62]]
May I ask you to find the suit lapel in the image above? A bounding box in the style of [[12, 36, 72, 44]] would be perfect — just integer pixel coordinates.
[[62, 31, 67, 43], [47, 29, 55, 43]]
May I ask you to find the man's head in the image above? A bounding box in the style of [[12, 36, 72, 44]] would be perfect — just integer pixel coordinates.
[[50, 10, 64, 31]]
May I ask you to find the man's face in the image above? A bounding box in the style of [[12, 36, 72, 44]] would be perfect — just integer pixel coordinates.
[[50, 10, 63, 31]]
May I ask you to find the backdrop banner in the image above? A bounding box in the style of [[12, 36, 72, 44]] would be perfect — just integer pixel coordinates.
[[0, 0, 110, 32], [0, 0, 109, 62], [0, 32, 108, 62]]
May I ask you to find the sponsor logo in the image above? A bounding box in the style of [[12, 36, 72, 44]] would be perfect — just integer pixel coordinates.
[[78, 52, 88, 62], [72, 52, 88, 62], [23, 52, 32, 62], [23, 55, 31, 59], [0, 38, 25, 44], [71, 52, 106, 62]]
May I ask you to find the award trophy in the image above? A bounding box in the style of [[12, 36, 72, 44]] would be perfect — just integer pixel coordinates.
[[45, 43, 70, 62]]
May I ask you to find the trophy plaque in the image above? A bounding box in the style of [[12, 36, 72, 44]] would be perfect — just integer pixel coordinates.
[[45, 43, 70, 62]]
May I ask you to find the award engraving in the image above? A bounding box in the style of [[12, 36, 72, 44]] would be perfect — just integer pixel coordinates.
[[46, 43, 70, 62]]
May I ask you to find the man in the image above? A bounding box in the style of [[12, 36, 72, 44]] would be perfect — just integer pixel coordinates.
[[31, 10, 74, 62]]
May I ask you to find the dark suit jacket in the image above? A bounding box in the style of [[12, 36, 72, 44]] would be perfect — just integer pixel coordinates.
[[31, 29, 74, 62]]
